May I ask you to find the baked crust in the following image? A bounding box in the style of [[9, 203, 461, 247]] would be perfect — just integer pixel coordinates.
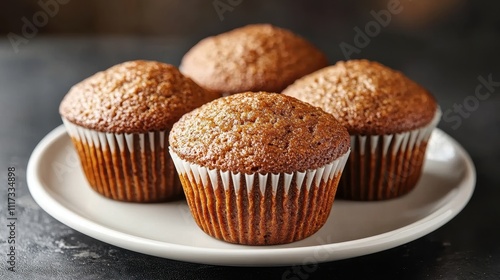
[[180, 24, 328, 94], [169, 92, 350, 174], [283, 60, 437, 135], [60, 60, 220, 134]]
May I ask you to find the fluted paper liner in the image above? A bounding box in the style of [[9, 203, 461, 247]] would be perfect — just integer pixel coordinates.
[[169, 148, 350, 245], [338, 109, 442, 200], [62, 118, 182, 202]]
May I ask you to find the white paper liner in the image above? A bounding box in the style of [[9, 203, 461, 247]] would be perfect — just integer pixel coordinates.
[[169, 147, 350, 245], [61, 118, 182, 202], [62, 118, 166, 153], [352, 108, 442, 156], [339, 108, 442, 200], [169, 148, 350, 196]]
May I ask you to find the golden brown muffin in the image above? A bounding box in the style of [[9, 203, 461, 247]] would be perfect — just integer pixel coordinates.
[[60, 60, 220, 133], [283, 60, 440, 200], [180, 24, 328, 94], [60, 60, 220, 202], [169, 92, 350, 245], [283, 60, 437, 135]]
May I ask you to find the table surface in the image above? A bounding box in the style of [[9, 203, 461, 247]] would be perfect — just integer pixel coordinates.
[[0, 34, 499, 280]]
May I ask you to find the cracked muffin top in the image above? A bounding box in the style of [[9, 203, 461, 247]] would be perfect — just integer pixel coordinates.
[[180, 24, 328, 94], [169, 91, 350, 174], [283, 60, 438, 135], [59, 60, 220, 134]]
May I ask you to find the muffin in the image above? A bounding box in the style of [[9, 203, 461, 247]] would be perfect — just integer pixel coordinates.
[[169, 92, 350, 245], [283, 60, 441, 200], [59, 60, 220, 202], [180, 24, 328, 95]]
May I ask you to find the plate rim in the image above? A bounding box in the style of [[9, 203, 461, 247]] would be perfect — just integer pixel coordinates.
[[27, 125, 476, 266]]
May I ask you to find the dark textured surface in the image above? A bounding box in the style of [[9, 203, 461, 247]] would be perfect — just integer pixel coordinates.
[[0, 32, 499, 280]]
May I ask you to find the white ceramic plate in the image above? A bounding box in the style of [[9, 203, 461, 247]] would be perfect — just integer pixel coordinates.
[[27, 125, 475, 266]]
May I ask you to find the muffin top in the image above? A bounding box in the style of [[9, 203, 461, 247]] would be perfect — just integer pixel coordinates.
[[59, 60, 220, 134], [283, 60, 438, 135], [180, 24, 328, 94], [169, 92, 350, 174]]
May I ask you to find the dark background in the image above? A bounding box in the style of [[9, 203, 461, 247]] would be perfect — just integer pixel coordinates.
[[0, 0, 499, 279]]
